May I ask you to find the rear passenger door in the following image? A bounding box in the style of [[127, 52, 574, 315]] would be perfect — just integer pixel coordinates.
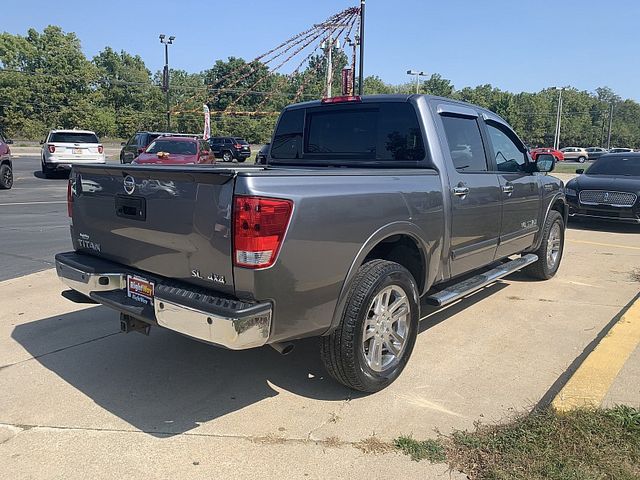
[[483, 120, 541, 258], [438, 105, 502, 277]]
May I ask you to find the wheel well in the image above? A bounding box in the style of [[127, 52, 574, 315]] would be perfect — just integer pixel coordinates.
[[551, 198, 567, 223], [363, 234, 425, 292]]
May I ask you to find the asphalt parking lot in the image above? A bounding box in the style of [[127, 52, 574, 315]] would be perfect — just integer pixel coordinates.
[[1, 155, 639, 479]]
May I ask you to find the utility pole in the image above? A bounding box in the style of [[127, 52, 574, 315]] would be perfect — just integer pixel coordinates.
[[553, 87, 564, 150], [607, 103, 614, 150], [407, 70, 427, 94], [358, 0, 365, 95], [159, 34, 175, 131], [325, 32, 333, 98]]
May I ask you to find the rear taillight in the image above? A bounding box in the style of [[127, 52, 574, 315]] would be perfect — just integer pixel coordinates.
[[48, 144, 56, 153], [233, 196, 293, 268], [234, 144, 243, 149], [98, 145, 104, 154], [67, 179, 73, 218]]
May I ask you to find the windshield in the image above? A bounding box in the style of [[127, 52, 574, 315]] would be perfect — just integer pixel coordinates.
[[49, 132, 99, 143], [146, 140, 197, 155], [587, 156, 640, 176]]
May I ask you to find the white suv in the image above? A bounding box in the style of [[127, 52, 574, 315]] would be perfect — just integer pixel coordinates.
[[41, 129, 105, 178]]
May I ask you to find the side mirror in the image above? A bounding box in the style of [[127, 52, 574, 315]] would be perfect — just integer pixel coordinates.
[[39, 139, 45, 145], [576, 168, 585, 174], [5, 139, 13, 144], [120, 142, 126, 146], [535, 153, 555, 173]]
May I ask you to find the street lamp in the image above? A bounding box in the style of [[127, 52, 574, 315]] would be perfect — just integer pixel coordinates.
[[407, 70, 427, 94], [159, 34, 175, 131], [550, 86, 564, 150]]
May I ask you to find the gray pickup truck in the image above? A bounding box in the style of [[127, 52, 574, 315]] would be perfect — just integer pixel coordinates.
[[55, 95, 566, 392]]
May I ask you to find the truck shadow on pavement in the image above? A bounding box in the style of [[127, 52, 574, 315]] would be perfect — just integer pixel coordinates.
[[11, 305, 359, 437], [12, 282, 511, 438]]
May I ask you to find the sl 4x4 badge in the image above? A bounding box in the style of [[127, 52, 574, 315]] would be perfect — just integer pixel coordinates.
[[191, 269, 226, 285]]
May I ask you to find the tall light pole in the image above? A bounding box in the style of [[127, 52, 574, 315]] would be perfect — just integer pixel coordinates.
[[551, 87, 564, 150], [159, 34, 175, 131], [606, 103, 614, 150], [358, 0, 365, 95], [407, 70, 427, 94]]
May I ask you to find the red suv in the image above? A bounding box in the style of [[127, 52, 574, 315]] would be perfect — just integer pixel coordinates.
[[0, 132, 13, 189], [133, 137, 214, 165]]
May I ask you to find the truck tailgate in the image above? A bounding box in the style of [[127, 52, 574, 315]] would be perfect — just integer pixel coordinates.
[[70, 165, 241, 295]]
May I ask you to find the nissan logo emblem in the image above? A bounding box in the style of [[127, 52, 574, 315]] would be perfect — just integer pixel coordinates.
[[123, 175, 136, 195]]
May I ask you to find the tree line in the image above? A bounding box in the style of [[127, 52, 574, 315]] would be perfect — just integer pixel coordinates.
[[1, 26, 639, 148]]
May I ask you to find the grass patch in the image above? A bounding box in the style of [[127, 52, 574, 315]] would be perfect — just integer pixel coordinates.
[[445, 406, 640, 479], [394, 435, 446, 462], [552, 162, 589, 174]]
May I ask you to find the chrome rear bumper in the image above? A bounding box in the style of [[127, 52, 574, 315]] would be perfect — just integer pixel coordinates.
[[55, 252, 272, 350]]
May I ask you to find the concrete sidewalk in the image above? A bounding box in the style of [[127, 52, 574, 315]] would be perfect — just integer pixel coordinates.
[[1, 223, 639, 478]]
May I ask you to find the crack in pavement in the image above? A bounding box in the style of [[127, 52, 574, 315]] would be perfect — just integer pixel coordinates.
[[306, 397, 352, 442], [0, 251, 55, 266], [0, 331, 121, 371], [0, 422, 363, 450]]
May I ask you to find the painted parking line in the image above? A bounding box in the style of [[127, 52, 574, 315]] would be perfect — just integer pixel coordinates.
[[0, 201, 67, 206], [567, 239, 640, 251], [552, 293, 640, 411]]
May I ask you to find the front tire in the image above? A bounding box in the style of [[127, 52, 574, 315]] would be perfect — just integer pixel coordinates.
[[524, 210, 565, 280], [321, 260, 420, 392], [0, 164, 13, 189]]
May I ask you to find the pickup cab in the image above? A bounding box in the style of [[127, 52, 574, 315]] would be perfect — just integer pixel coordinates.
[[55, 95, 567, 392]]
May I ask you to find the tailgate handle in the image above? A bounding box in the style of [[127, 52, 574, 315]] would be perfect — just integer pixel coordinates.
[[115, 195, 146, 221]]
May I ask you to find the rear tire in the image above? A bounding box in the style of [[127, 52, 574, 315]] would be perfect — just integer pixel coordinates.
[[321, 260, 420, 393], [41, 159, 53, 179], [578, 156, 587, 163], [524, 210, 565, 280], [222, 151, 232, 162], [237, 157, 246, 163], [0, 164, 13, 189]]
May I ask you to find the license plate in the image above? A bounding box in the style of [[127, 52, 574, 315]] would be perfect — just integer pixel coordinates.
[[127, 275, 154, 305], [73, 148, 82, 154]]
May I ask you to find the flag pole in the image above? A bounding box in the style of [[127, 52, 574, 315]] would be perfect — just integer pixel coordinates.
[[358, 0, 365, 95]]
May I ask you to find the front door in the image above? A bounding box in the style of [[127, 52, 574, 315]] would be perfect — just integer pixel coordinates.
[[483, 121, 541, 258], [439, 110, 502, 278]]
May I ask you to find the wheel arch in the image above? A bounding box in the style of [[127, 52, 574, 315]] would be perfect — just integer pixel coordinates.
[[325, 222, 429, 336], [530, 192, 567, 252]]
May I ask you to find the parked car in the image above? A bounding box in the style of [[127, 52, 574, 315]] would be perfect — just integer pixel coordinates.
[[608, 147, 633, 154], [209, 137, 251, 162], [132, 137, 214, 165], [531, 147, 564, 162], [56, 94, 566, 393], [0, 131, 13, 189], [560, 147, 588, 163], [120, 132, 174, 164], [584, 147, 608, 161], [41, 129, 105, 178], [255, 143, 270, 164], [566, 153, 640, 224]]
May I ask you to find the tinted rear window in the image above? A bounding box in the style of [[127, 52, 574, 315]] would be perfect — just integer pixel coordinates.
[[271, 102, 425, 162], [146, 140, 197, 155], [234, 138, 249, 145], [50, 132, 99, 143]]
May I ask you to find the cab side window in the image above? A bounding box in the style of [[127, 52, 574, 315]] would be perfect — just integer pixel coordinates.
[[441, 115, 488, 172], [486, 123, 527, 173]]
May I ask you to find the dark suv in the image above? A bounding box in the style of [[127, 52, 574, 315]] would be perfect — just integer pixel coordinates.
[[209, 137, 251, 162]]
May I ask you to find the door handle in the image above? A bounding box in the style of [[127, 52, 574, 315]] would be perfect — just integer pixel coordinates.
[[453, 186, 470, 197], [502, 184, 514, 195]]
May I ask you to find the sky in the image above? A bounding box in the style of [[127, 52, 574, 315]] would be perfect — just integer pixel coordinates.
[[2, 0, 639, 100]]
